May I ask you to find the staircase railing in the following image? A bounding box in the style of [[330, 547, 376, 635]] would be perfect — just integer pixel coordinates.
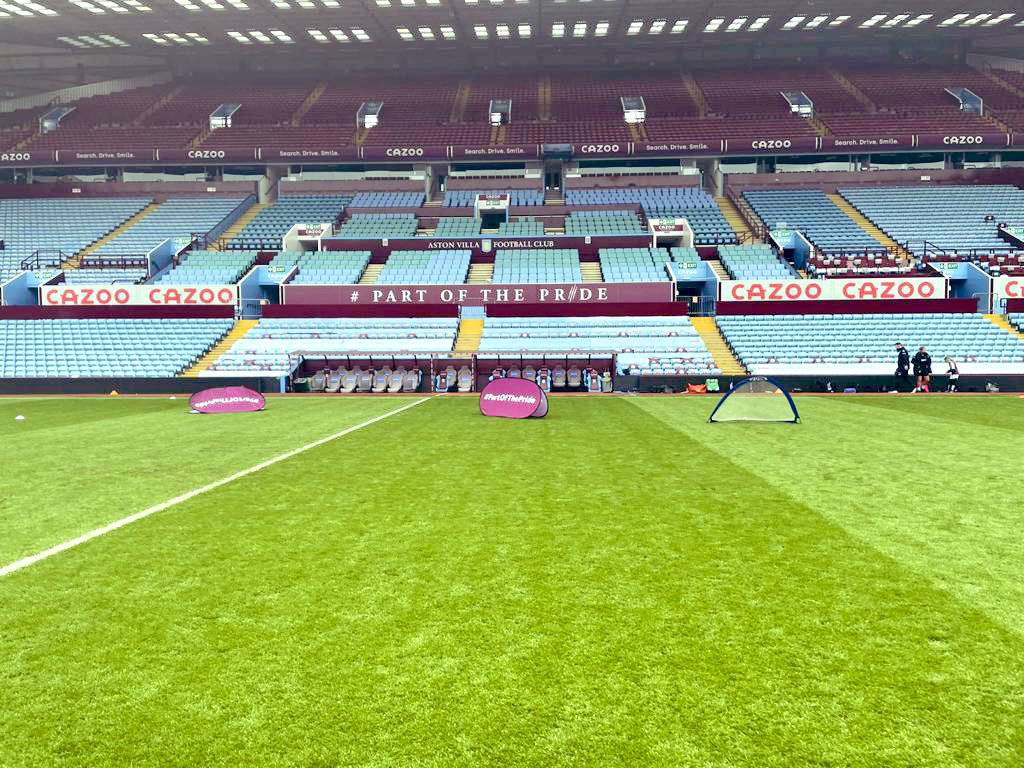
[[20, 249, 70, 271]]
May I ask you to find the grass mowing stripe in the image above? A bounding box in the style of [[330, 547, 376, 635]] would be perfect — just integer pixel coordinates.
[[0, 397, 411, 564], [1, 398, 1022, 767], [632, 396, 1024, 637], [820, 394, 1024, 434], [0, 397, 431, 579]]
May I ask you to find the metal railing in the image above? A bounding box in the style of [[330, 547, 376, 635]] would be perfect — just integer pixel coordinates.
[[20, 249, 69, 271]]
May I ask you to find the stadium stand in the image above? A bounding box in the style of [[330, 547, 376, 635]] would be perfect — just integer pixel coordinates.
[[431, 217, 481, 237], [565, 187, 708, 209], [0, 197, 151, 281], [155, 250, 257, 284], [695, 68, 863, 115], [839, 186, 1024, 257], [842, 66, 1024, 111], [335, 214, 418, 238], [495, 219, 545, 236], [349, 192, 425, 208], [62, 262, 148, 285], [970, 253, 1024, 277], [718, 244, 797, 280], [289, 251, 371, 284], [743, 190, 886, 257], [563, 187, 735, 244], [228, 194, 350, 251], [141, 81, 310, 127], [492, 249, 581, 284], [94, 197, 245, 257], [717, 314, 1024, 375], [643, 115, 818, 143], [599, 248, 672, 282], [564, 211, 644, 235], [805, 253, 911, 277], [443, 190, 545, 207], [203, 317, 459, 376], [0, 318, 232, 378], [479, 316, 720, 376], [375, 250, 471, 284]]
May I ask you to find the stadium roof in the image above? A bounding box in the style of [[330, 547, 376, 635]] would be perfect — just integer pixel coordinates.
[[0, 0, 1020, 95]]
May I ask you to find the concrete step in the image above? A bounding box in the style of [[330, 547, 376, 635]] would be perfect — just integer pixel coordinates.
[[72, 202, 162, 267], [467, 263, 493, 284], [213, 202, 268, 250], [453, 317, 485, 352], [828, 193, 911, 260], [706, 259, 730, 280], [715, 196, 757, 243], [359, 263, 384, 284], [580, 262, 603, 283], [691, 316, 747, 376], [985, 314, 1024, 340], [181, 319, 259, 377]]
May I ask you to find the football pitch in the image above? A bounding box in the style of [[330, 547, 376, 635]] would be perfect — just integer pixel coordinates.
[[1, 394, 1023, 767]]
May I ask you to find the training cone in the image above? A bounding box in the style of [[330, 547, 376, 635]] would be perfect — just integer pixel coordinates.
[[109, 390, 119, 396]]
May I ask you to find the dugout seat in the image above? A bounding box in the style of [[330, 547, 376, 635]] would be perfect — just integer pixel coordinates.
[[310, 370, 328, 392], [402, 369, 421, 392]]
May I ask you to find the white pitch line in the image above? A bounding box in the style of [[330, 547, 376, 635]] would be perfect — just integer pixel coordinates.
[[0, 396, 432, 579]]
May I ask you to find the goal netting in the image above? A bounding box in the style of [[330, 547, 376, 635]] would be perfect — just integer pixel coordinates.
[[708, 376, 800, 424]]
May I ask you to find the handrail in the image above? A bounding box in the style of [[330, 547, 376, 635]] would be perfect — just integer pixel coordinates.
[[20, 249, 69, 271]]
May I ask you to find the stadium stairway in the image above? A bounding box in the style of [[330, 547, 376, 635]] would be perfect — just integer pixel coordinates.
[[980, 69, 1024, 100], [716, 196, 758, 243], [135, 84, 184, 125], [453, 318, 484, 353], [13, 129, 39, 152], [707, 259, 730, 281], [985, 314, 1024, 340], [359, 263, 383, 284], [468, 263, 493, 284], [580, 262, 603, 283], [449, 82, 471, 123], [809, 115, 831, 136], [829, 193, 911, 260], [829, 69, 876, 111], [986, 113, 1012, 133], [72, 202, 162, 266], [189, 125, 211, 149], [212, 202, 268, 250], [181, 319, 259, 377], [680, 73, 706, 117], [691, 317, 747, 376], [539, 77, 552, 121], [292, 83, 327, 125]]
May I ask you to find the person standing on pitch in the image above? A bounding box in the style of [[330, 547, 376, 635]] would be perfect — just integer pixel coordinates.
[[894, 342, 911, 392], [912, 345, 932, 393], [944, 356, 960, 392]]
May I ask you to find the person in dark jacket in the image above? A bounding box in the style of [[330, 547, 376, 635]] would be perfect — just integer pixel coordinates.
[[912, 346, 932, 393], [894, 343, 911, 392]]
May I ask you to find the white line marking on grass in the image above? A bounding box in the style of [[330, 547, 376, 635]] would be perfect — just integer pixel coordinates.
[[0, 397, 432, 579]]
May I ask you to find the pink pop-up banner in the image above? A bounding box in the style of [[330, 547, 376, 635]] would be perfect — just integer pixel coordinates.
[[190, 386, 266, 414], [479, 378, 549, 419]]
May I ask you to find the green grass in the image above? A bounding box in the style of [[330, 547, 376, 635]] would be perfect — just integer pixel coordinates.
[[1, 395, 1022, 767]]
